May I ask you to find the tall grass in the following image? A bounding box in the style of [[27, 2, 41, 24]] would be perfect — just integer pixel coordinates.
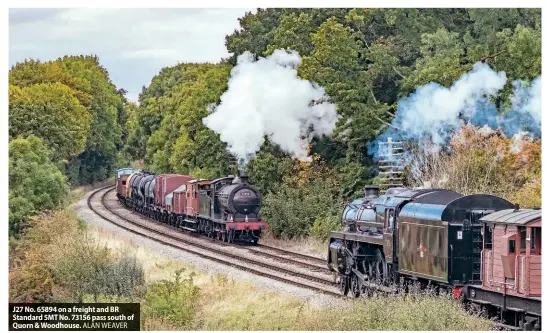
[[9, 209, 145, 303], [259, 231, 328, 259], [9, 199, 496, 331], [185, 277, 494, 331], [87, 223, 494, 331]]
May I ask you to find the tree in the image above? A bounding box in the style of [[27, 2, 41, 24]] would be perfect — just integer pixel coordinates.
[[9, 56, 125, 185], [57, 55, 123, 185], [9, 83, 91, 161], [9, 136, 68, 236], [165, 64, 235, 177]]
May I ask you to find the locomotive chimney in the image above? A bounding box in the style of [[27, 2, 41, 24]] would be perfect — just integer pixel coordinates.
[[364, 185, 379, 199], [237, 169, 249, 184], [514, 203, 520, 212]]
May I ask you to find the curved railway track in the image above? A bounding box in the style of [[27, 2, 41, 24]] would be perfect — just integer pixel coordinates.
[[87, 185, 341, 297], [101, 187, 329, 274]]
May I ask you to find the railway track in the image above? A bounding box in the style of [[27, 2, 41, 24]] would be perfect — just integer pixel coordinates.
[[253, 244, 326, 266], [87, 185, 341, 297], [101, 187, 330, 275]]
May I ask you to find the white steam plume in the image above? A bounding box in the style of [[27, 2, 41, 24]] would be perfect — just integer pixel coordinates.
[[203, 50, 340, 164], [394, 62, 507, 152], [510, 76, 542, 125]]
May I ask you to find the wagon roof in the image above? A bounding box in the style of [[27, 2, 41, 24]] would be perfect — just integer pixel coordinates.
[[117, 167, 136, 172], [210, 176, 235, 184], [187, 179, 211, 184], [172, 184, 187, 193], [480, 209, 542, 225]]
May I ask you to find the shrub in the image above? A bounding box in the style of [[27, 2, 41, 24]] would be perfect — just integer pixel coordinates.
[[262, 156, 343, 238], [142, 269, 200, 329], [9, 136, 68, 236], [9, 210, 79, 302], [9, 209, 145, 303], [50, 234, 146, 302], [309, 214, 341, 241], [188, 276, 494, 331]]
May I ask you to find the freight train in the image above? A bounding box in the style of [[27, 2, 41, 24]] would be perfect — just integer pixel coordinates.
[[328, 185, 541, 330], [115, 168, 268, 243]]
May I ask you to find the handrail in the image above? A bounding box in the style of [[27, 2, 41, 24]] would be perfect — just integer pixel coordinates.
[[480, 250, 483, 281], [486, 251, 491, 284], [520, 256, 526, 293], [514, 255, 519, 290]]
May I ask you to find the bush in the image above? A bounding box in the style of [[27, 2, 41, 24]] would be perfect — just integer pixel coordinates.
[[188, 276, 494, 331], [261, 156, 343, 238], [9, 209, 145, 303], [9, 210, 79, 302], [309, 214, 341, 241], [50, 235, 146, 302], [9, 136, 68, 236], [322, 290, 493, 331], [142, 269, 200, 329]]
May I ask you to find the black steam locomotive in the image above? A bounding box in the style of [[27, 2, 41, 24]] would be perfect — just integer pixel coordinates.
[[327, 185, 542, 330]]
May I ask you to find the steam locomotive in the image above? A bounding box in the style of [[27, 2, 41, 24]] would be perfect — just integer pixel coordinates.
[[116, 168, 268, 243], [328, 185, 542, 330]]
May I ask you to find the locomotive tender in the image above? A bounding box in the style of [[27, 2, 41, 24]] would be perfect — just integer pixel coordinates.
[[328, 185, 541, 330], [115, 168, 268, 243]]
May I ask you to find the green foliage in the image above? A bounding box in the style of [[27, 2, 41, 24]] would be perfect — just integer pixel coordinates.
[[9, 56, 125, 186], [9, 83, 91, 161], [225, 9, 284, 58], [142, 269, 200, 328], [51, 234, 146, 302], [10, 210, 84, 302], [261, 159, 343, 238], [245, 147, 295, 194], [309, 215, 340, 241], [9, 136, 68, 236], [124, 63, 236, 177], [265, 11, 315, 55], [10, 209, 146, 303], [494, 24, 541, 81]]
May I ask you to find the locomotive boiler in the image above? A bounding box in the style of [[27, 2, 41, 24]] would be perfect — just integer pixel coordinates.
[[217, 171, 262, 219]]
